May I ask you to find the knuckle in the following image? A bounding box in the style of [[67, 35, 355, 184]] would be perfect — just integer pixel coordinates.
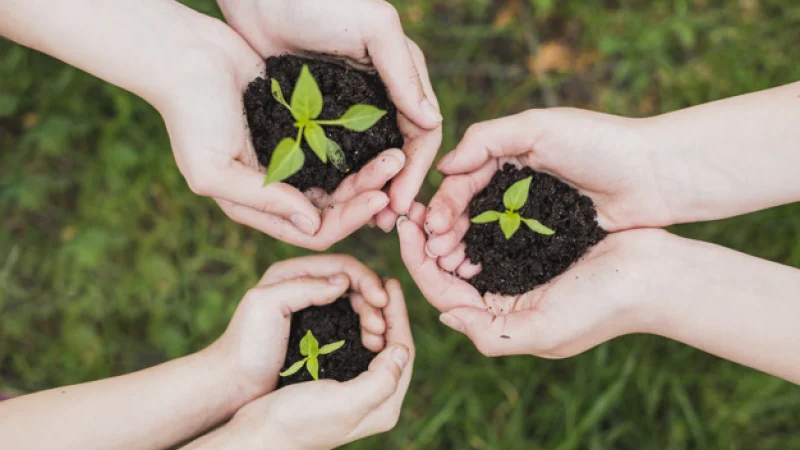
[[463, 123, 486, 141], [374, 1, 401, 26], [380, 413, 401, 433]]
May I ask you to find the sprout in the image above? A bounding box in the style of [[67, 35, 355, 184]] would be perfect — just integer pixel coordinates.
[[471, 176, 555, 239], [279, 330, 345, 381]]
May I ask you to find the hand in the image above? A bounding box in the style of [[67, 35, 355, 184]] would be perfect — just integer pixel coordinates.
[[218, 0, 444, 227], [207, 255, 391, 401], [424, 108, 671, 258], [159, 17, 409, 250], [224, 280, 414, 450], [399, 206, 669, 357]]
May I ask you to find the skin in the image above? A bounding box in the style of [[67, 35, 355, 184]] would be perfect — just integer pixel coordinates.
[[401, 83, 800, 384], [0, 255, 414, 449], [1, 0, 442, 251], [218, 0, 444, 232]]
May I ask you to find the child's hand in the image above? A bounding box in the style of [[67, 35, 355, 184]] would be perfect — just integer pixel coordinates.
[[207, 255, 391, 403], [223, 280, 414, 450], [399, 202, 671, 358], [217, 0, 443, 226]]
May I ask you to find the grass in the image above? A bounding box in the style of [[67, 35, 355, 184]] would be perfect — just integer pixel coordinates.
[[2, 0, 800, 448]]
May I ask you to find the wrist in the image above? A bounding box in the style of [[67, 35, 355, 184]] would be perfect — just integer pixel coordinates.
[[196, 343, 266, 417]]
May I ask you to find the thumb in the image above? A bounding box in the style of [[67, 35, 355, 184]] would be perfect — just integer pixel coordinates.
[[340, 344, 409, 416], [215, 162, 322, 235], [440, 307, 535, 357]]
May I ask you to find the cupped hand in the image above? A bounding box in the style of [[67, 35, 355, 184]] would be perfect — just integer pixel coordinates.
[[218, 0, 443, 226], [227, 279, 414, 450], [399, 205, 669, 357], [160, 18, 412, 250], [208, 254, 392, 402], [423, 108, 671, 260]]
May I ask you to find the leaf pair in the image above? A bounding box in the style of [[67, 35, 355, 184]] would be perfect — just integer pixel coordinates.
[[264, 65, 388, 185], [279, 330, 345, 381], [471, 176, 556, 239]]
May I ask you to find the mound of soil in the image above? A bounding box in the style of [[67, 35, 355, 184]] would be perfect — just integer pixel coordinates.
[[244, 55, 404, 193], [278, 297, 376, 387], [464, 164, 607, 296]]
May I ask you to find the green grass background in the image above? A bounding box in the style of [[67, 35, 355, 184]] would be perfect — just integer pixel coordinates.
[[2, 0, 800, 448]]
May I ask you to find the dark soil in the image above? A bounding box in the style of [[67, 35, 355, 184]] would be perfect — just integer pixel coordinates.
[[464, 164, 607, 296], [244, 55, 404, 193], [278, 297, 376, 387]]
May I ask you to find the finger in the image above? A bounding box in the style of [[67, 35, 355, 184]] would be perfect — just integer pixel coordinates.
[[246, 276, 350, 317], [439, 307, 539, 357], [426, 162, 495, 235], [350, 293, 387, 336], [214, 162, 322, 235], [351, 279, 414, 435], [331, 149, 406, 204], [340, 343, 409, 416], [437, 242, 466, 273], [375, 207, 399, 232], [386, 40, 443, 215], [260, 254, 388, 308], [362, 332, 385, 353], [426, 213, 470, 258], [362, 4, 441, 129], [456, 260, 482, 279], [436, 111, 541, 174], [397, 216, 484, 312], [408, 202, 427, 227], [222, 191, 389, 251]]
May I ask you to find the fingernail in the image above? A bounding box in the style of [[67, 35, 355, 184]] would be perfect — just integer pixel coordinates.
[[391, 345, 409, 369], [385, 153, 404, 171], [420, 98, 443, 124], [328, 274, 348, 285], [439, 313, 465, 333], [370, 195, 390, 210], [425, 241, 439, 259], [396, 215, 409, 230], [290, 214, 317, 235], [437, 152, 455, 170]]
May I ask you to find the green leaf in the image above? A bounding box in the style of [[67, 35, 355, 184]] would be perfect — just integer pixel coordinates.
[[300, 330, 319, 357], [264, 138, 304, 185], [503, 176, 533, 211], [291, 65, 323, 122], [522, 218, 556, 235], [499, 212, 521, 239], [306, 356, 319, 380], [471, 210, 503, 224], [304, 123, 328, 163], [280, 358, 307, 377], [270, 78, 291, 111], [333, 104, 387, 131], [326, 138, 349, 172], [319, 340, 345, 355]]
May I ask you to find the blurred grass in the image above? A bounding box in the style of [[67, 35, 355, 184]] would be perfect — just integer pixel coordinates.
[[2, 0, 800, 448]]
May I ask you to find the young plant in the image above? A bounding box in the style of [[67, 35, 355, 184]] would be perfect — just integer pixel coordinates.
[[264, 64, 387, 185], [279, 330, 345, 381], [471, 176, 556, 239]]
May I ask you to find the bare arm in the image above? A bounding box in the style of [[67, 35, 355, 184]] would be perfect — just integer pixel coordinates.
[[643, 234, 800, 384], [648, 81, 800, 224], [0, 348, 254, 450]]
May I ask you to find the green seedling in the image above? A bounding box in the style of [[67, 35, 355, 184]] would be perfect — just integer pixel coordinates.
[[264, 64, 387, 185], [471, 176, 556, 239], [279, 330, 345, 381]]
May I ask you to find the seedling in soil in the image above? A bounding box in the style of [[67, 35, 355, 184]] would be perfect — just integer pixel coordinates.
[[279, 330, 345, 381], [264, 65, 387, 185], [470, 176, 556, 239]]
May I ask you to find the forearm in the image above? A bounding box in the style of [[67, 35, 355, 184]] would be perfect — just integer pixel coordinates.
[[0, 347, 256, 450], [0, 0, 237, 108], [646, 81, 800, 224], [645, 234, 800, 384]]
